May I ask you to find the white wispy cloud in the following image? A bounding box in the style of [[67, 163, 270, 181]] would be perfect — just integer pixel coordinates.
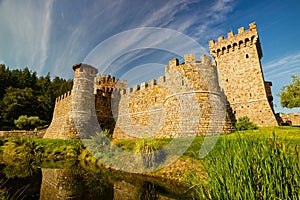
[[0, 0, 236, 78], [263, 53, 300, 113], [264, 52, 300, 79], [136, 0, 236, 40], [83, 0, 236, 68], [0, 0, 54, 73], [38, 1, 53, 73], [136, 0, 195, 28]]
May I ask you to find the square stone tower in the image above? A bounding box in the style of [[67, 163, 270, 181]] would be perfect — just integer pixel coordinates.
[[209, 22, 278, 126]]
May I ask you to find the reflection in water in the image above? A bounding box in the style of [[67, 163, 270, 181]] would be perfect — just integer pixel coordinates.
[[138, 182, 159, 200], [0, 164, 41, 200], [40, 167, 113, 200], [114, 181, 162, 200], [0, 161, 190, 200], [40, 169, 83, 200]]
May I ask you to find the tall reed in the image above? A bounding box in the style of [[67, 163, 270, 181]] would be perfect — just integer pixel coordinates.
[[191, 132, 300, 199], [134, 138, 166, 169]]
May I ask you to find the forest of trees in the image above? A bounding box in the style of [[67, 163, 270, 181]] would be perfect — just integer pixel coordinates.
[[0, 64, 73, 130]]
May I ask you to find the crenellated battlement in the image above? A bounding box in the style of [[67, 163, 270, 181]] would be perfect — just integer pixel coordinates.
[[55, 90, 72, 103], [117, 54, 218, 102], [95, 74, 127, 95], [119, 77, 162, 96], [119, 81, 152, 96], [209, 22, 262, 58]]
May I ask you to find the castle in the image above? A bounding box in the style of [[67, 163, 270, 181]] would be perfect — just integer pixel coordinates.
[[44, 22, 278, 140]]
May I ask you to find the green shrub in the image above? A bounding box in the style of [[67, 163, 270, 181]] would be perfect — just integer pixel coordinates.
[[0, 188, 8, 200], [235, 116, 258, 131], [134, 138, 166, 168], [86, 130, 111, 159], [14, 115, 45, 130], [1, 138, 36, 164]]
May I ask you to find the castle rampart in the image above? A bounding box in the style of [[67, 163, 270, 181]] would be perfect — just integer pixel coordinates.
[[44, 22, 277, 140], [45, 55, 234, 140], [43, 90, 75, 139], [112, 54, 231, 139], [209, 22, 262, 59]]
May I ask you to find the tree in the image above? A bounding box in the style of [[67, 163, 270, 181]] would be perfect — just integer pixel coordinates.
[[0, 64, 10, 100], [0, 66, 73, 130], [1, 87, 39, 123], [14, 115, 45, 130], [279, 75, 300, 108]]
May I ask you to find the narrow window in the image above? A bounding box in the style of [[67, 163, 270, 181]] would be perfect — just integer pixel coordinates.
[[182, 79, 184, 86], [222, 47, 226, 55], [226, 79, 228, 82], [246, 54, 249, 58]]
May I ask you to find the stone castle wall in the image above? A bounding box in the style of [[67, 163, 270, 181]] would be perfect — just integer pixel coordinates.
[[45, 55, 232, 140], [44, 22, 279, 140], [209, 22, 278, 126], [112, 54, 232, 139], [281, 112, 300, 126], [43, 91, 77, 139]]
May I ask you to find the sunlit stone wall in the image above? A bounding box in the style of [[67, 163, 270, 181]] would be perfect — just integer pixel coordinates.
[[112, 54, 233, 139], [209, 22, 278, 126]]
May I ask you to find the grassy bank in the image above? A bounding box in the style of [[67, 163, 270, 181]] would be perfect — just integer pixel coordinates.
[[113, 126, 300, 199], [0, 138, 82, 165], [0, 126, 299, 199]]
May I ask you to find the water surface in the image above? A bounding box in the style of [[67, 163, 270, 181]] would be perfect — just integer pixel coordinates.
[[0, 160, 192, 199]]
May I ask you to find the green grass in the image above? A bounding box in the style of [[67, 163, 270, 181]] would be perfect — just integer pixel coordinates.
[[0, 138, 83, 163], [188, 127, 300, 199]]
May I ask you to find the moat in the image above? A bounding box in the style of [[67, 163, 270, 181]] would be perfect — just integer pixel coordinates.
[[0, 159, 191, 200]]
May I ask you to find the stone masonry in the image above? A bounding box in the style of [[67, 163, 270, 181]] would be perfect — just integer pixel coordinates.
[[45, 55, 231, 139], [44, 22, 278, 140], [44, 64, 100, 139], [209, 22, 278, 127], [112, 55, 231, 139], [281, 112, 300, 126]]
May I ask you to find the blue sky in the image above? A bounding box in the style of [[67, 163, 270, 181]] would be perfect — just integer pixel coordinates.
[[0, 0, 299, 114]]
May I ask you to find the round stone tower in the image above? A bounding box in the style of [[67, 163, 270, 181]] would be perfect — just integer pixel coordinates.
[[163, 54, 229, 136], [72, 63, 100, 138]]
